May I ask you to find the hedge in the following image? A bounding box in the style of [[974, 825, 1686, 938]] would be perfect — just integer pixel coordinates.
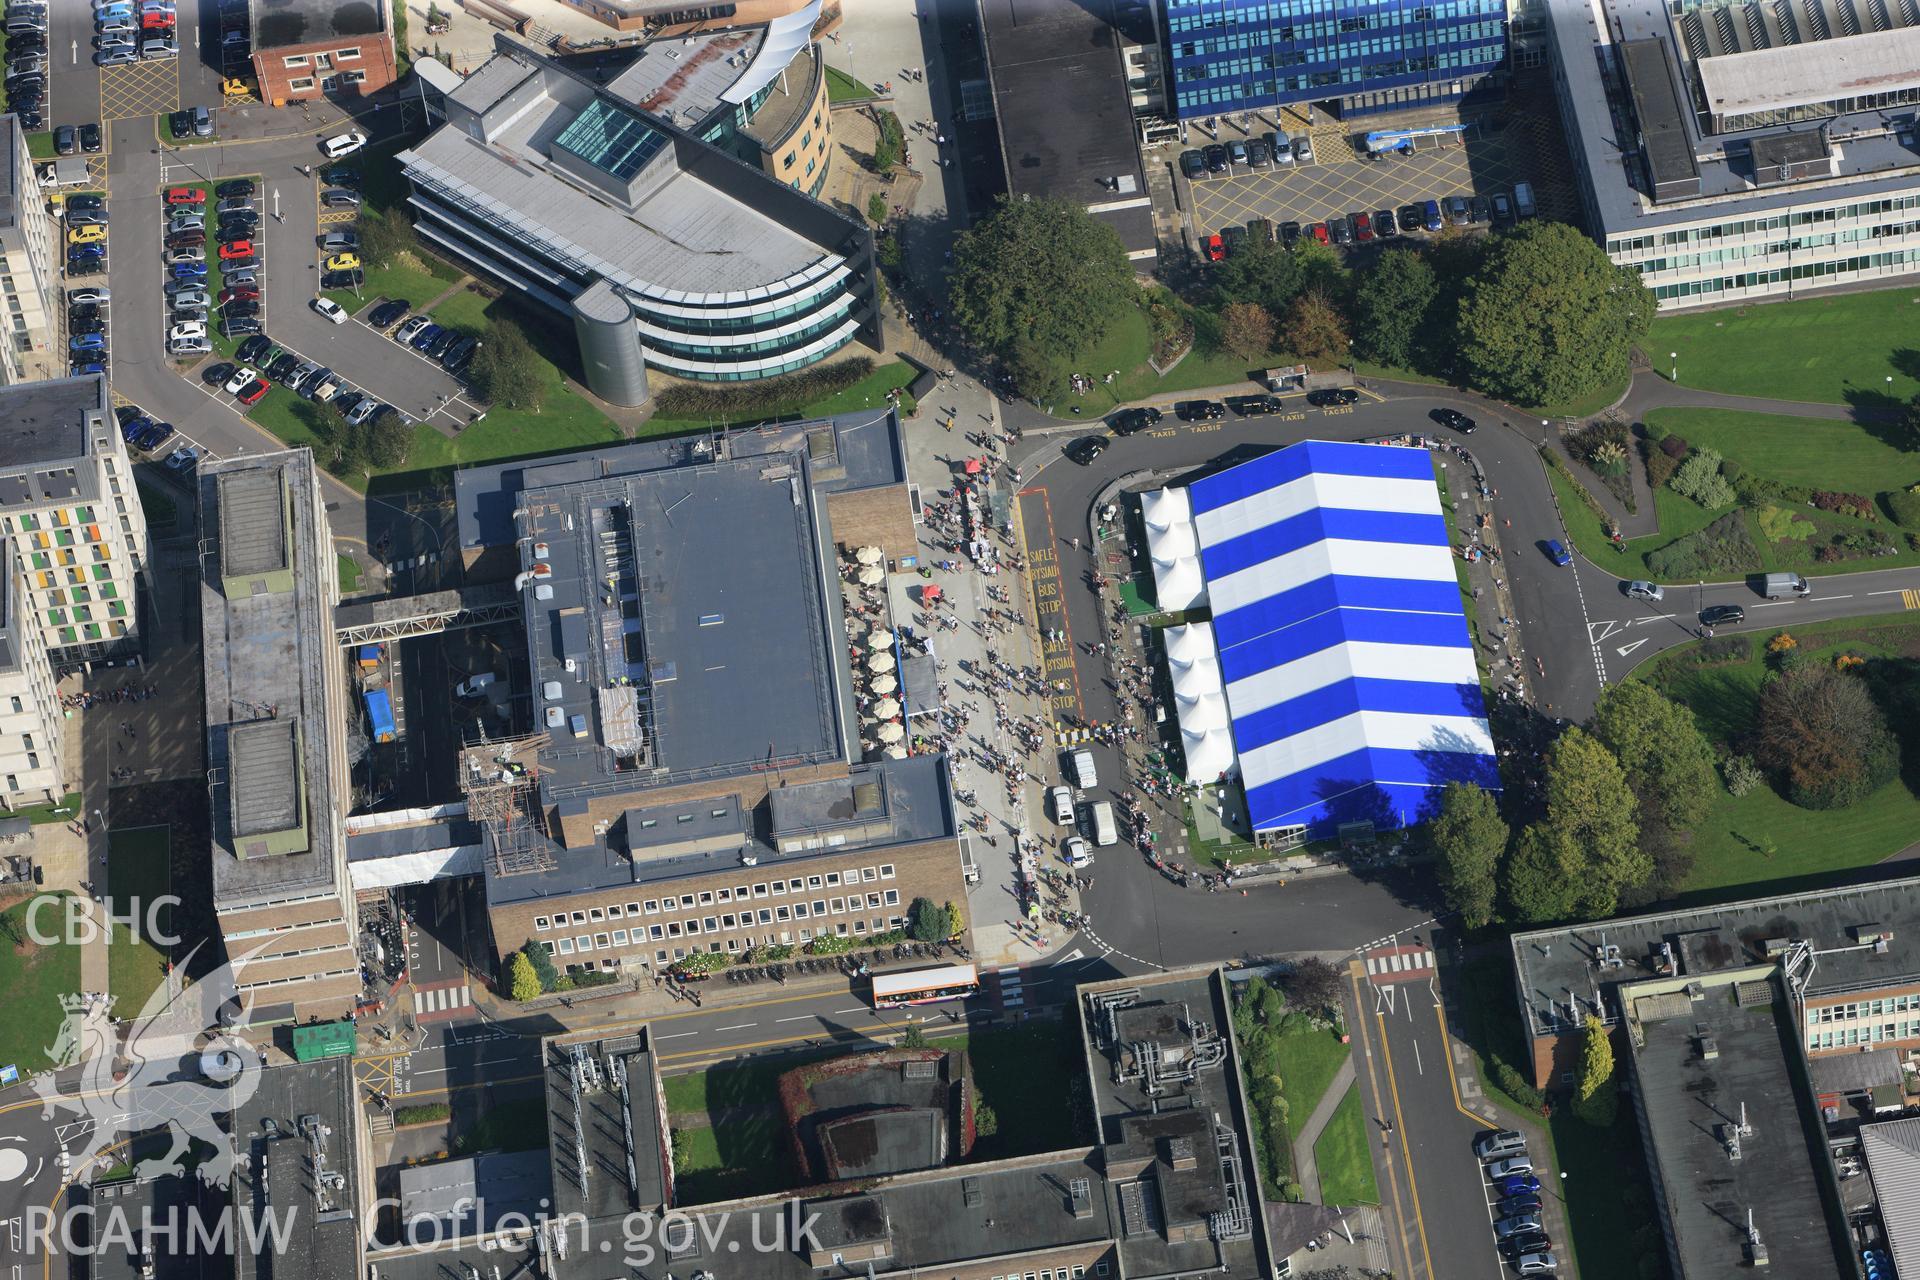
[[1645, 511, 1763, 580], [395, 1103, 451, 1126], [651, 357, 875, 421]]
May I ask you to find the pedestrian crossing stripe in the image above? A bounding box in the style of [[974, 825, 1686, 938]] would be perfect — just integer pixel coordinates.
[[1054, 727, 1092, 745], [1364, 949, 1434, 976], [412, 985, 471, 1013], [1904, 589, 1920, 611]]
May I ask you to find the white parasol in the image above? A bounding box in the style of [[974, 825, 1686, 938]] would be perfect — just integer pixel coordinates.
[[870, 673, 898, 694], [883, 744, 908, 760], [858, 564, 885, 586], [877, 721, 905, 743], [868, 650, 896, 673], [873, 696, 901, 719], [868, 629, 895, 649], [855, 545, 884, 565]]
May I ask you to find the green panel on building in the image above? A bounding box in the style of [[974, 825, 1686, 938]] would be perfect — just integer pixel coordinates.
[[291, 1020, 357, 1062]]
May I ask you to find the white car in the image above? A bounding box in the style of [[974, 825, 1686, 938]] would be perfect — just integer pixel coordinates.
[[311, 296, 347, 324], [169, 288, 209, 310], [345, 396, 381, 426], [1050, 785, 1075, 825], [1062, 836, 1091, 868], [320, 130, 367, 159], [67, 286, 109, 304], [166, 247, 203, 264], [223, 366, 257, 395], [167, 338, 209, 357], [168, 321, 206, 342]]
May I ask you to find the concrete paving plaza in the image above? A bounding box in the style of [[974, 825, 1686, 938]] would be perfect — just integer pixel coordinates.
[[1188, 127, 1529, 234]]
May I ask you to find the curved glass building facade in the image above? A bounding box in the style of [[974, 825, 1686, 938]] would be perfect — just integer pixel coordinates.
[[398, 33, 879, 399]]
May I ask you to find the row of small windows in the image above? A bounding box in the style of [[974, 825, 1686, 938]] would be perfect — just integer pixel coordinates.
[[1810, 1021, 1920, 1050], [547, 905, 905, 960], [1809, 995, 1920, 1023], [1175, 20, 1501, 59], [645, 301, 855, 360], [1167, 2, 1503, 36], [1649, 249, 1920, 301], [1607, 195, 1920, 257], [675, 327, 860, 382], [543, 888, 903, 947], [533, 864, 896, 930]]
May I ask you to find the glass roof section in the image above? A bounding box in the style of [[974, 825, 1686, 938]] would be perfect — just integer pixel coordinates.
[[554, 97, 669, 181]]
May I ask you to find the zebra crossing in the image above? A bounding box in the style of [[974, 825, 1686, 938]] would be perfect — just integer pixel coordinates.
[[994, 964, 1026, 1009], [1363, 944, 1435, 984], [411, 981, 473, 1021]]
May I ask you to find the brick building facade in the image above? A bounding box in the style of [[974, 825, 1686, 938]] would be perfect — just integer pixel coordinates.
[[250, 0, 398, 105]]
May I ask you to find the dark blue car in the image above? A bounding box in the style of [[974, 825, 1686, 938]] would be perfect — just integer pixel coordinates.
[[1544, 539, 1572, 567], [172, 261, 207, 279], [410, 322, 443, 351], [1422, 198, 1443, 231]]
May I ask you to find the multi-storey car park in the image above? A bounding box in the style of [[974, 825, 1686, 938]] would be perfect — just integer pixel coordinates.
[[1548, 0, 1920, 308], [398, 31, 881, 404]]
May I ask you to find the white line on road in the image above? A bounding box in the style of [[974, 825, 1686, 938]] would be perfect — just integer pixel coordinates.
[[775, 1015, 818, 1023], [1412, 1040, 1423, 1075], [714, 1023, 757, 1032], [1869, 588, 1909, 595], [835, 1007, 867, 1015], [655, 1031, 699, 1040]]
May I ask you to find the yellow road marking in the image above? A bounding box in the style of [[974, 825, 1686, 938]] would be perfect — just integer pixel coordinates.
[[1346, 962, 1421, 1280], [1374, 1006, 1437, 1280], [1903, 589, 1920, 611]]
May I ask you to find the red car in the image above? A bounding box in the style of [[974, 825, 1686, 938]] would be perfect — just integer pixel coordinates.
[[236, 379, 268, 405], [218, 240, 253, 260], [164, 187, 204, 205], [1203, 233, 1225, 263], [218, 287, 259, 304], [1309, 223, 1330, 244], [1353, 211, 1374, 242], [142, 11, 174, 29]]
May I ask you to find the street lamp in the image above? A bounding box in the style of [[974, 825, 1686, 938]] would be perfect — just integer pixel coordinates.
[[1670, 350, 1678, 381]]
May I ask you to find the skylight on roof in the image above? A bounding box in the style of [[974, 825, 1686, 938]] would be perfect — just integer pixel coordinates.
[[554, 97, 669, 181]]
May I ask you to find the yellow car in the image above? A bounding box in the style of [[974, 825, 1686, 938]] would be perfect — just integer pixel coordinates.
[[221, 78, 251, 99], [323, 253, 360, 272], [67, 224, 107, 246]]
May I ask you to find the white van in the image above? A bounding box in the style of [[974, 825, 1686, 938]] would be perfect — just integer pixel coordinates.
[[1512, 182, 1536, 219], [1090, 801, 1118, 847], [1068, 749, 1097, 789], [455, 672, 497, 698]]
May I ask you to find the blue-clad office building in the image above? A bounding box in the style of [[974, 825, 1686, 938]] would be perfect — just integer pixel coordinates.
[[1163, 0, 1510, 120]]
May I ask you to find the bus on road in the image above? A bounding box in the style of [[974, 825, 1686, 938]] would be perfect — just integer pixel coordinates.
[[871, 962, 980, 1009]]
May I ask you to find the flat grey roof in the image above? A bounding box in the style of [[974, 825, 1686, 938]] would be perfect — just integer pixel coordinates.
[[232, 1061, 362, 1280], [603, 27, 762, 128], [0, 375, 101, 472], [454, 410, 907, 550], [250, 0, 385, 51], [229, 720, 301, 839], [486, 755, 951, 907], [399, 1151, 550, 1238], [1698, 25, 1920, 119], [217, 468, 288, 579], [1622, 38, 1700, 198], [1548, 0, 1920, 236], [1510, 873, 1920, 1040], [546, 1029, 668, 1223], [402, 53, 830, 297], [979, 0, 1154, 256], [201, 452, 342, 906], [1628, 976, 1847, 1280]]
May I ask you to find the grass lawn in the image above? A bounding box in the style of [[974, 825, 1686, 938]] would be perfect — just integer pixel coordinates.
[[324, 251, 460, 315], [824, 65, 870, 104], [1643, 618, 1920, 896], [12, 791, 81, 824], [1647, 285, 1920, 406], [106, 826, 173, 1015], [1311, 1084, 1379, 1206], [0, 893, 84, 1075], [1646, 407, 1920, 496], [337, 553, 362, 595], [966, 1019, 1092, 1159], [1275, 1019, 1352, 1143], [1549, 463, 1735, 577], [1048, 305, 1284, 418], [26, 131, 55, 159], [672, 1115, 786, 1202]]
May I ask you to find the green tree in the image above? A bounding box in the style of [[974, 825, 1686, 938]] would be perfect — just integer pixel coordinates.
[[1503, 823, 1581, 923], [1210, 239, 1341, 317], [1753, 665, 1901, 809], [1591, 681, 1719, 832], [1007, 337, 1075, 405], [1574, 1013, 1618, 1126], [521, 939, 560, 993], [870, 108, 905, 171], [1217, 300, 1275, 363], [310, 401, 363, 476], [1537, 726, 1646, 918], [949, 196, 1133, 393], [366, 406, 412, 470], [507, 952, 541, 1002], [1428, 781, 1506, 928], [1456, 221, 1653, 407], [469, 321, 543, 411], [1352, 247, 1437, 370], [1281, 956, 1344, 1020], [900, 1018, 927, 1049], [907, 896, 951, 942], [1281, 285, 1349, 362]]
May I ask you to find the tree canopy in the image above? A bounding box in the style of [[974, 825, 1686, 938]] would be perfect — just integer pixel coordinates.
[[1507, 728, 1646, 923], [469, 321, 543, 411], [948, 196, 1134, 396], [1352, 248, 1437, 370], [1590, 681, 1718, 832], [1210, 239, 1342, 318], [1456, 222, 1653, 407], [1428, 781, 1506, 928], [1574, 1014, 1617, 1125], [1753, 665, 1900, 809]]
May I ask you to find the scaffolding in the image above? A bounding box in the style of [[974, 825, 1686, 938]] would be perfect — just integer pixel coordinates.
[[459, 729, 555, 877]]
